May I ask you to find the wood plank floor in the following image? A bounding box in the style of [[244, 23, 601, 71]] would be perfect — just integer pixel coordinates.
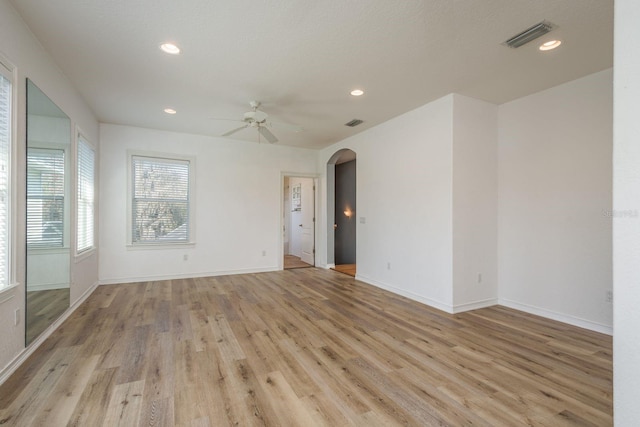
[[26, 288, 70, 344], [0, 268, 612, 426], [332, 264, 356, 277], [283, 255, 312, 270]]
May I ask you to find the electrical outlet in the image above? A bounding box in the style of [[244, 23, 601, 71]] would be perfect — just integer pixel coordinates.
[[183, 254, 188, 261], [606, 290, 613, 303], [262, 250, 266, 256], [387, 262, 391, 270], [478, 273, 482, 283]]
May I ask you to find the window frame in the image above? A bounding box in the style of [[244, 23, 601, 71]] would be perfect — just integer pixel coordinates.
[[127, 151, 195, 248], [26, 146, 67, 250], [0, 55, 16, 294], [75, 131, 96, 258]]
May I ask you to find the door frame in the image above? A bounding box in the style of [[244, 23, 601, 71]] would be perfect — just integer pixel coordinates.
[[279, 172, 319, 270]]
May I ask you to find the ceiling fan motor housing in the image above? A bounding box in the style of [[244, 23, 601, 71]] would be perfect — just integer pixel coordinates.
[[244, 110, 268, 123]]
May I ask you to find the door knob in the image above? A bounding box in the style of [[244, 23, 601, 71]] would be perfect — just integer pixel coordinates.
[[299, 224, 303, 227]]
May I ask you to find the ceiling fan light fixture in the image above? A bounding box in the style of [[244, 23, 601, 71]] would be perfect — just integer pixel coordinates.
[[160, 43, 181, 55], [503, 20, 556, 49], [350, 89, 364, 96]]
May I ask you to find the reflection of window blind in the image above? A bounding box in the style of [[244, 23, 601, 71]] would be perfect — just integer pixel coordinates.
[[0, 68, 11, 286], [132, 155, 190, 243], [77, 137, 95, 252], [27, 148, 65, 249]]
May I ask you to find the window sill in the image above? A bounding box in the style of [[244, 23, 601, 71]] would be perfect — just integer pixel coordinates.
[[126, 242, 196, 251], [75, 247, 96, 263], [0, 282, 20, 300], [27, 247, 70, 255]]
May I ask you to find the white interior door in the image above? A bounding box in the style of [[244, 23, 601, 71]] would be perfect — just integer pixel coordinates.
[[300, 178, 315, 265], [290, 209, 302, 256]]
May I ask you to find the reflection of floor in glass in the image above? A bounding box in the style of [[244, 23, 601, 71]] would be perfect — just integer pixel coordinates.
[[26, 288, 70, 344], [283, 254, 312, 269]]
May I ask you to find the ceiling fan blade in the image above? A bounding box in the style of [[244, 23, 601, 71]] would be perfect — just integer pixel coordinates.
[[222, 125, 248, 137], [212, 117, 244, 122], [258, 126, 278, 143], [269, 121, 303, 133]]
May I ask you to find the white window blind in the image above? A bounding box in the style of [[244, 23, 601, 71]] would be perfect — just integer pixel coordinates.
[[27, 148, 65, 249], [77, 136, 95, 253], [0, 67, 11, 287], [132, 155, 190, 244]]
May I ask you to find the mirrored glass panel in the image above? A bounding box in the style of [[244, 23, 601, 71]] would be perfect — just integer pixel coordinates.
[[26, 79, 71, 345]]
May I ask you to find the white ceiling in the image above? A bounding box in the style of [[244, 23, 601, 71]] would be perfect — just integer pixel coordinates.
[[10, 0, 613, 149]]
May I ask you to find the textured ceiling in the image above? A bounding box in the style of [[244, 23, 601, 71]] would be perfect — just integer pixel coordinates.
[[10, 0, 613, 149]]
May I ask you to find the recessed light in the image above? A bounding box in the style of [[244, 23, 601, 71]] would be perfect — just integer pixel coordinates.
[[350, 89, 364, 96], [539, 40, 561, 51], [160, 43, 181, 55], [164, 108, 177, 114]]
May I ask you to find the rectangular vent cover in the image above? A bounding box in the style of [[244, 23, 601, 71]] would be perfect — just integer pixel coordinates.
[[345, 119, 364, 127], [503, 20, 555, 49]]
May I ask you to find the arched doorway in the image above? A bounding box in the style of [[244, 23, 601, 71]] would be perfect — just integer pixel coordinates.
[[327, 149, 356, 276]]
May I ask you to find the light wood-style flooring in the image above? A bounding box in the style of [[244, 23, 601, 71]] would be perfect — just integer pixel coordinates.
[[0, 268, 612, 426], [283, 255, 312, 270], [332, 264, 356, 277]]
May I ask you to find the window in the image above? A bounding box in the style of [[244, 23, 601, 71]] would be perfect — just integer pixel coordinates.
[[77, 135, 95, 253], [131, 155, 190, 244], [27, 148, 65, 248], [0, 62, 11, 288]]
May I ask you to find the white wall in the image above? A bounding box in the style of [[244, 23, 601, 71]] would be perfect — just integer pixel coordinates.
[[99, 124, 317, 283], [452, 94, 498, 311], [498, 69, 613, 333], [318, 95, 455, 311], [0, 0, 99, 376], [613, 0, 640, 423]]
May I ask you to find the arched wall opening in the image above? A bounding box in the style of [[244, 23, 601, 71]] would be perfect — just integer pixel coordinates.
[[326, 149, 356, 273]]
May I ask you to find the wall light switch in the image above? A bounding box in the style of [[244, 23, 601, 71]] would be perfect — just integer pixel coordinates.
[[359, 217, 366, 224]]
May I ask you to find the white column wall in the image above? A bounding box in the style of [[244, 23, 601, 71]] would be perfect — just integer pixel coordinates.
[[613, 0, 640, 423], [452, 94, 499, 311]]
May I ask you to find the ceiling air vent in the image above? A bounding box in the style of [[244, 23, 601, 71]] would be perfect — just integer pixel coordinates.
[[503, 20, 555, 49], [345, 119, 364, 127]]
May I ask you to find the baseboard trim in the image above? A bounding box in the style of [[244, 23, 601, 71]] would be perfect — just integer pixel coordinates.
[[98, 267, 280, 285], [452, 298, 499, 314], [26, 283, 68, 292], [356, 274, 455, 314], [499, 298, 613, 335], [0, 281, 99, 387]]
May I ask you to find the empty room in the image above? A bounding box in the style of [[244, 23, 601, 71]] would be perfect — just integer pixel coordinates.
[[0, 0, 639, 425]]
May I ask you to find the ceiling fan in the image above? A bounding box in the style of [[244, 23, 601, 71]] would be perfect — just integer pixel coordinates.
[[218, 100, 302, 144]]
